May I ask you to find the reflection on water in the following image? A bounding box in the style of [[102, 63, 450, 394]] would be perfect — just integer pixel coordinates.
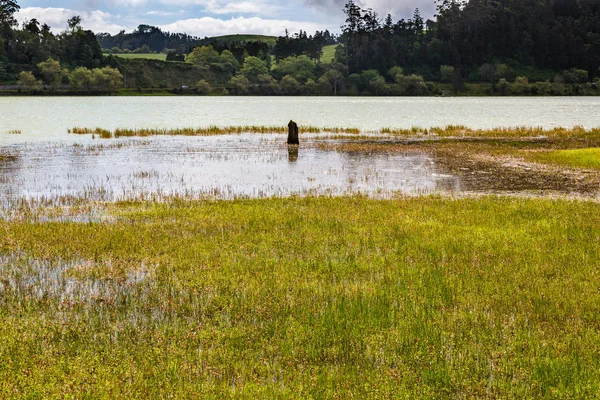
[[0, 135, 461, 203], [288, 145, 298, 163]]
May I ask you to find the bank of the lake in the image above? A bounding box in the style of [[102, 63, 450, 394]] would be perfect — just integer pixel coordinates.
[[1, 82, 599, 97]]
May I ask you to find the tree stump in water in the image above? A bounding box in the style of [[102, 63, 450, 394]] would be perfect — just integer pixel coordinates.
[[287, 120, 299, 145]]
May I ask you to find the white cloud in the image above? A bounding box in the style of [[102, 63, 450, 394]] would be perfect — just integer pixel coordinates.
[[15, 7, 129, 34], [144, 10, 178, 16], [206, 2, 263, 14], [159, 16, 330, 37], [304, 0, 435, 20], [109, 0, 148, 6], [158, 0, 205, 5], [159, 0, 275, 15]]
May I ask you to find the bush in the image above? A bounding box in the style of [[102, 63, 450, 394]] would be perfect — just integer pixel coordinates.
[[387, 66, 404, 83], [440, 65, 455, 83], [397, 74, 428, 95], [228, 75, 249, 95], [511, 76, 530, 95], [17, 71, 43, 90], [562, 68, 588, 84], [497, 78, 510, 95], [166, 52, 186, 62], [69, 67, 94, 89], [301, 78, 316, 95], [479, 63, 496, 83], [361, 69, 387, 94], [37, 58, 66, 87], [535, 80, 552, 95], [552, 75, 566, 95], [280, 75, 300, 95], [196, 79, 211, 95], [92, 67, 123, 91]]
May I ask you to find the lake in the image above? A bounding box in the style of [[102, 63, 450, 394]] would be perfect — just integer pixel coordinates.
[[0, 96, 599, 203]]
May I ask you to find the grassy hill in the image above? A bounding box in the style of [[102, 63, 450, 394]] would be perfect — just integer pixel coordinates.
[[207, 34, 278, 46], [114, 53, 167, 61], [321, 44, 338, 63]]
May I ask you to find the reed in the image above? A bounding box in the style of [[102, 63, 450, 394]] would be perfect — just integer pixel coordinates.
[[69, 125, 363, 138], [68, 124, 600, 140], [68, 127, 112, 138], [5, 129, 21, 134]]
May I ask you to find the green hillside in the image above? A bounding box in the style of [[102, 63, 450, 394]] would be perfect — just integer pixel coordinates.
[[321, 44, 338, 63], [114, 53, 167, 61], [208, 34, 277, 45]]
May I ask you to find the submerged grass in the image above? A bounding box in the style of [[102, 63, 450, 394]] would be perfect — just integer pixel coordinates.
[[1, 196, 600, 397]]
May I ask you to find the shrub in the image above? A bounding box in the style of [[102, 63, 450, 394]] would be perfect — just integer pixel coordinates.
[[196, 79, 211, 95], [562, 68, 588, 84], [17, 71, 43, 90], [440, 65, 455, 83]]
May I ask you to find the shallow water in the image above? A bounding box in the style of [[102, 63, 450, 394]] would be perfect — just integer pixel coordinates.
[[1, 97, 599, 203], [0, 135, 461, 202]]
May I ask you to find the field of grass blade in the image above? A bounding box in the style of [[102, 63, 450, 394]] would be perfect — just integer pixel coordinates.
[[1, 196, 599, 397]]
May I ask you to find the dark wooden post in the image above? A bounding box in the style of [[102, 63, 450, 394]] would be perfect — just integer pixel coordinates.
[[287, 120, 299, 145]]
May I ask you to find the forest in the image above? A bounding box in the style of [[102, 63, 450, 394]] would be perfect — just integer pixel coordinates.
[[1, 0, 599, 95]]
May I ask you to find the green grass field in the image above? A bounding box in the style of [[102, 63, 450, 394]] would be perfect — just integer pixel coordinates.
[[321, 44, 338, 63], [114, 53, 167, 61], [2, 196, 600, 397], [529, 148, 600, 170], [208, 34, 277, 46]]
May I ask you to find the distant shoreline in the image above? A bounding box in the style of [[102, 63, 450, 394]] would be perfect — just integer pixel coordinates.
[[1, 84, 599, 98]]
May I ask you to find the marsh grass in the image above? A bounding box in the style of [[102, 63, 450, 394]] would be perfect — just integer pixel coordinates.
[[5, 129, 21, 134], [69, 127, 112, 138], [1, 196, 600, 397], [68, 125, 361, 138], [67, 124, 600, 141], [380, 124, 600, 139]]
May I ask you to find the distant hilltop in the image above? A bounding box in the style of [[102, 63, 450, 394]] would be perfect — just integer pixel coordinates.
[[207, 35, 278, 46], [96, 26, 285, 54]]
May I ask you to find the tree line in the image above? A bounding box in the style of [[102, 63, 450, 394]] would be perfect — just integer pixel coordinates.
[[1, 0, 599, 95], [339, 0, 600, 82]]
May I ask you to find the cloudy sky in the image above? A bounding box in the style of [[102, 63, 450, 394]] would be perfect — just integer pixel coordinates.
[[15, 0, 436, 37]]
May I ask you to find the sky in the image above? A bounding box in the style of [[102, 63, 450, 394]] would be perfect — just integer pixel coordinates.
[[15, 0, 437, 38]]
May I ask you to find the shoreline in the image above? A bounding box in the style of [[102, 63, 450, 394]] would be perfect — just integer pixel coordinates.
[[1, 83, 599, 97]]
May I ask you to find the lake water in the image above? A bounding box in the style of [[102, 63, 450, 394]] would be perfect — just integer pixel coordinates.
[[0, 136, 460, 202], [0, 97, 599, 203]]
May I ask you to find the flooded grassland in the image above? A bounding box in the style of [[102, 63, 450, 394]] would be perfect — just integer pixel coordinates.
[[1, 126, 600, 210], [2, 99, 600, 398], [2, 195, 600, 398]]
